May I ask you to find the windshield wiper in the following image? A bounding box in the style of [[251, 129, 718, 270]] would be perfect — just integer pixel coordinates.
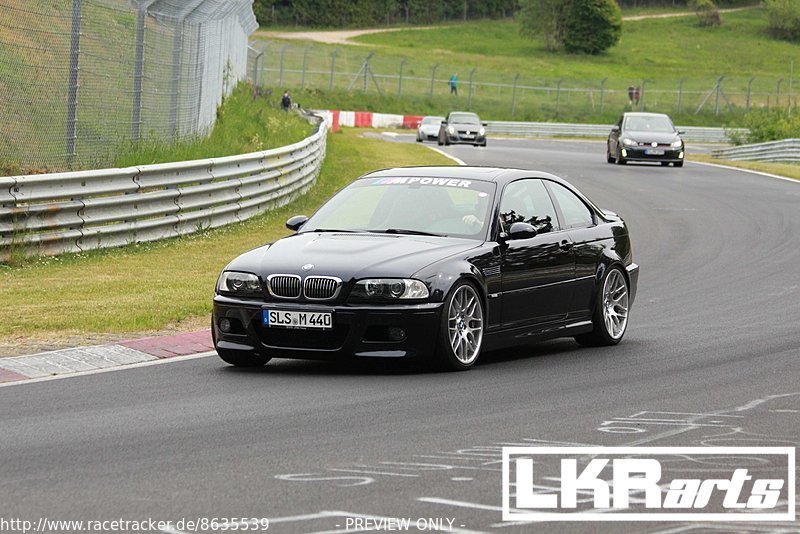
[[372, 228, 444, 237]]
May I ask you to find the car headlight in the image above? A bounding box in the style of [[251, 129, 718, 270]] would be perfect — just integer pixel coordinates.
[[622, 138, 636, 146], [350, 279, 429, 300], [479, 127, 485, 136], [447, 126, 455, 135], [217, 271, 262, 296], [670, 140, 683, 148]]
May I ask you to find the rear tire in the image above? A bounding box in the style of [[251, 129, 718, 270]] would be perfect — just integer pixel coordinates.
[[435, 282, 484, 371], [575, 266, 630, 347]]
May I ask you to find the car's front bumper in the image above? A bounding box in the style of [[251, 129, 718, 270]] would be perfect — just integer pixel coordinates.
[[446, 132, 486, 145], [621, 146, 684, 163], [213, 296, 443, 361]]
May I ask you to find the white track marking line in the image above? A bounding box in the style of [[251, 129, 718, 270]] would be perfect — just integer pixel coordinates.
[[690, 160, 800, 185], [425, 146, 466, 165], [0, 351, 215, 389]]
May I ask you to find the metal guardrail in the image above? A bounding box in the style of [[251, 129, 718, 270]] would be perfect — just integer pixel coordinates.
[[0, 114, 328, 262], [711, 139, 800, 163], [485, 121, 745, 143]]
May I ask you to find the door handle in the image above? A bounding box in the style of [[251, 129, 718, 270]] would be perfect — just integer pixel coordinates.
[[559, 240, 573, 250]]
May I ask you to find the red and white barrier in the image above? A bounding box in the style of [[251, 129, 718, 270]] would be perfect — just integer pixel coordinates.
[[314, 110, 423, 131]]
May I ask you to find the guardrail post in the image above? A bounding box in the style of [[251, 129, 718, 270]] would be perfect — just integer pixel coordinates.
[[430, 63, 439, 99], [66, 0, 82, 167], [714, 76, 724, 116], [398, 59, 407, 96], [747, 77, 755, 113], [300, 46, 309, 90], [511, 73, 520, 118], [599, 77, 607, 114], [467, 68, 476, 110], [279, 44, 288, 87], [329, 50, 338, 91], [677, 78, 685, 114]]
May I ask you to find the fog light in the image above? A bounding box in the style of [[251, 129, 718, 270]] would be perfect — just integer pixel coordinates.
[[388, 327, 406, 341], [679, 151, 684, 159], [219, 318, 232, 333], [621, 148, 628, 157]]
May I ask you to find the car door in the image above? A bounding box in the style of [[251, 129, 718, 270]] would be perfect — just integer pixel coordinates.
[[545, 181, 605, 317], [499, 179, 576, 327]]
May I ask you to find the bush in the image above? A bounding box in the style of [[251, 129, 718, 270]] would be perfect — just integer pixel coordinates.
[[732, 109, 800, 144], [689, 0, 721, 27], [561, 0, 622, 54], [764, 0, 800, 42]]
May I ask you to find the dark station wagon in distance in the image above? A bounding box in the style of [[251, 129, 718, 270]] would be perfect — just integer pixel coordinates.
[[607, 112, 685, 167], [438, 111, 487, 147], [213, 167, 639, 371]]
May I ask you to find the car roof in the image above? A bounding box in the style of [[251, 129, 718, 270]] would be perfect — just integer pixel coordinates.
[[623, 112, 671, 118], [360, 166, 568, 186]]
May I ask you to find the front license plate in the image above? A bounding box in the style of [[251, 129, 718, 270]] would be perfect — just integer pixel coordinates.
[[263, 309, 333, 330], [645, 148, 665, 155]]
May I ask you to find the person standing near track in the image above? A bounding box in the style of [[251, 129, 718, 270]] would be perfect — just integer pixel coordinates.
[[281, 90, 292, 112], [449, 73, 458, 95]]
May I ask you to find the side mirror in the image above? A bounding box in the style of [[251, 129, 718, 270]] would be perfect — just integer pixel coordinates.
[[506, 222, 537, 240], [611, 125, 620, 132], [286, 215, 308, 232], [677, 130, 686, 135], [441, 121, 447, 126], [481, 122, 488, 127]]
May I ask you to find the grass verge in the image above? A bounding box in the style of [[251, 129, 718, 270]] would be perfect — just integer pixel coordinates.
[[689, 154, 800, 181], [115, 84, 310, 167], [0, 129, 452, 352]]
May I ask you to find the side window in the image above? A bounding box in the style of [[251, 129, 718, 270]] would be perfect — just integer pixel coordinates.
[[499, 179, 559, 235], [548, 182, 594, 228]]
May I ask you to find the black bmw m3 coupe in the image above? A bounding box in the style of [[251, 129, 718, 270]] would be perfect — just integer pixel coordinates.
[[213, 166, 639, 370]]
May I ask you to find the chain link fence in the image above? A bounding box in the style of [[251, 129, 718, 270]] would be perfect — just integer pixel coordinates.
[[249, 40, 798, 124], [0, 0, 257, 173]]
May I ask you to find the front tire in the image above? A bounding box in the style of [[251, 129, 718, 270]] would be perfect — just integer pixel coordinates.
[[437, 134, 444, 146], [674, 161, 684, 168], [615, 146, 627, 165], [606, 145, 615, 163], [575, 266, 630, 347], [435, 282, 484, 371]]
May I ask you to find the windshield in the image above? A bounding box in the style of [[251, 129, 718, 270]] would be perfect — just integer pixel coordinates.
[[449, 113, 480, 125], [422, 116, 444, 125], [302, 176, 496, 239], [624, 115, 675, 133]]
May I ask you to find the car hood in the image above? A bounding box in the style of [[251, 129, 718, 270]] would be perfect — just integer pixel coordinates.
[[624, 130, 680, 144], [449, 122, 482, 130], [419, 124, 440, 133], [227, 232, 481, 280]]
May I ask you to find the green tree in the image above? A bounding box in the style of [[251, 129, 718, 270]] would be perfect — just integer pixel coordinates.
[[764, 0, 800, 42], [561, 0, 622, 54], [517, 0, 567, 51]]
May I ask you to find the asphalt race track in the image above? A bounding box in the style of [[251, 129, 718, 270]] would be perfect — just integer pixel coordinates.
[[2, 138, 799, 533]]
